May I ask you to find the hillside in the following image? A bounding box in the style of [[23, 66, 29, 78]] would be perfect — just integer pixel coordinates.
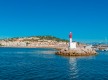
[[4, 35, 69, 42]]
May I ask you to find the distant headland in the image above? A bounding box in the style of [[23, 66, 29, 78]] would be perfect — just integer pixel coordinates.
[[0, 35, 85, 49], [0, 34, 97, 56], [0, 35, 69, 48]]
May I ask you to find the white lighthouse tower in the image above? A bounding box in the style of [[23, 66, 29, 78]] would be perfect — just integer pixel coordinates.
[[69, 32, 76, 49]]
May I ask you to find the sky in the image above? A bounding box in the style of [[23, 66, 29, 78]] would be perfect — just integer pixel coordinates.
[[0, 0, 108, 42]]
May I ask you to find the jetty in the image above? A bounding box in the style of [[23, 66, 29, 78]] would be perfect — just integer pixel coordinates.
[[55, 48, 97, 56], [55, 32, 97, 56]]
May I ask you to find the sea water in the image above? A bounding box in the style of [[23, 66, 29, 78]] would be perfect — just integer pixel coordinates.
[[0, 47, 108, 80]]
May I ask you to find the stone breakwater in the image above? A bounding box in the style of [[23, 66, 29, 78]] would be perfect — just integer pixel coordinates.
[[55, 48, 97, 56]]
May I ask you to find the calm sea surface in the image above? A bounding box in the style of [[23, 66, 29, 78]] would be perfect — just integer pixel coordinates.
[[0, 47, 108, 80]]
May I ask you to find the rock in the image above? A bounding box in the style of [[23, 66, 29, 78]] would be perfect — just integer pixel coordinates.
[[55, 47, 97, 56]]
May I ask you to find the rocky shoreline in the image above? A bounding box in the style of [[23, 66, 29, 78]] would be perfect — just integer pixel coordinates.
[[55, 48, 97, 56]]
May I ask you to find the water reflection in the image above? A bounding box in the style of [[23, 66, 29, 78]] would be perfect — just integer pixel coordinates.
[[69, 58, 79, 79], [68, 56, 96, 80]]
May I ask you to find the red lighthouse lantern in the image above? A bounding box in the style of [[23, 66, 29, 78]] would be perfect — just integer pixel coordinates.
[[69, 32, 72, 38]]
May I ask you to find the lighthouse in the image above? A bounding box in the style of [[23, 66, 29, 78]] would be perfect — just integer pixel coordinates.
[[69, 32, 72, 47], [69, 32, 76, 49]]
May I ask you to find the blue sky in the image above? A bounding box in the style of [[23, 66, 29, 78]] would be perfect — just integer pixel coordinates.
[[0, 0, 108, 42]]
